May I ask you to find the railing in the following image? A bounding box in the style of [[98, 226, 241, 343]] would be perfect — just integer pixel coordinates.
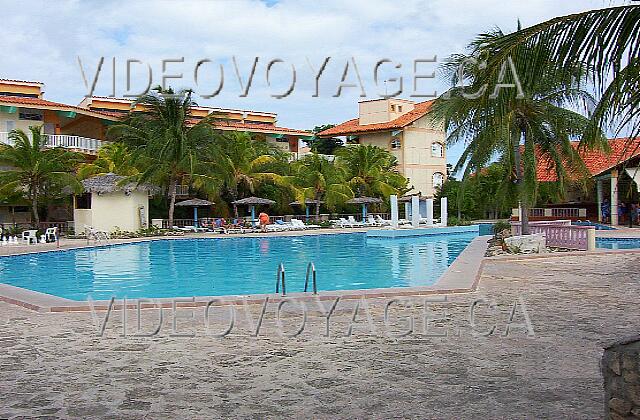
[[175, 185, 190, 196], [511, 220, 594, 250], [0, 221, 74, 236], [0, 132, 103, 155]]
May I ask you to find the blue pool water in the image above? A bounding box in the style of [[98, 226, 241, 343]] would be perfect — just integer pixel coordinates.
[[0, 232, 477, 301], [597, 238, 640, 250]]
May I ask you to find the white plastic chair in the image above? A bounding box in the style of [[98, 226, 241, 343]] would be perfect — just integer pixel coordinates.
[[347, 216, 364, 227], [45, 227, 58, 242], [22, 230, 38, 245]]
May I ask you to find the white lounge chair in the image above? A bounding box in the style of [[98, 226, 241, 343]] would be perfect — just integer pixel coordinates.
[[374, 215, 391, 226], [22, 230, 38, 245], [291, 219, 320, 230], [347, 216, 364, 227], [333, 217, 351, 228]]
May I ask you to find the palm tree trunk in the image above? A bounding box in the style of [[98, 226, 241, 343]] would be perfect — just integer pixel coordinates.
[[513, 132, 530, 235], [31, 194, 40, 226], [314, 191, 322, 222], [168, 176, 177, 227]]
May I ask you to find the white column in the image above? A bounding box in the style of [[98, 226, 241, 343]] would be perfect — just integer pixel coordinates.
[[440, 197, 448, 227], [426, 198, 434, 226], [611, 171, 618, 226], [596, 179, 603, 222], [411, 196, 420, 227], [390, 194, 399, 229], [404, 202, 411, 220]]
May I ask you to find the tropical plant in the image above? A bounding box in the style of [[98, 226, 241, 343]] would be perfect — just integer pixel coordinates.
[[337, 144, 409, 198], [107, 87, 217, 226], [0, 126, 82, 224], [77, 142, 139, 179], [306, 125, 344, 155], [483, 5, 640, 145], [291, 153, 353, 220], [197, 131, 292, 218], [430, 26, 605, 234]]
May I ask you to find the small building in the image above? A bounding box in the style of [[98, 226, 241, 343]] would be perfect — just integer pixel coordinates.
[[520, 137, 640, 224], [318, 98, 447, 197], [74, 174, 157, 233]]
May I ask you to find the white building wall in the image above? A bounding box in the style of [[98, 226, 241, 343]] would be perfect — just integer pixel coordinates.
[[74, 191, 149, 233]]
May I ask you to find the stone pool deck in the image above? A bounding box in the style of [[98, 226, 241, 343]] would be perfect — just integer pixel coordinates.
[[1, 250, 639, 417]]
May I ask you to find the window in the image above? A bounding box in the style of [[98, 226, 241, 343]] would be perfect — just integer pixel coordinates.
[[18, 109, 43, 121], [5, 120, 15, 132], [397, 105, 402, 112], [431, 142, 444, 158], [390, 138, 401, 150], [43, 123, 56, 134], [432, 172, 444, 189], [76, 193, 92, 210]]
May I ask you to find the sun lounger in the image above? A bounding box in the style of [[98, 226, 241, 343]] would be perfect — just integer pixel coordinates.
[[291, 219, 320, 230], [374, 215, 391, 226], [347, 216, 364, 227]]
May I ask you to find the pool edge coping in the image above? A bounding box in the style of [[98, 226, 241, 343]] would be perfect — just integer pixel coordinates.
[[0, 234, 491, 313]]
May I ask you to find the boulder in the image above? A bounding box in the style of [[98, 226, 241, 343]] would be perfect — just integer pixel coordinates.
[[504, 233, 547, 254]]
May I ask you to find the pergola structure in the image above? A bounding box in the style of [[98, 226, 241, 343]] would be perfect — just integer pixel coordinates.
[[595, 162, 640, 225]]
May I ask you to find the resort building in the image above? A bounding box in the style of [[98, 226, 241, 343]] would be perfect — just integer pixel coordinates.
[[0, 78, 311, 226], [517, 137, 640, 224], [318, 98, 447, 196]]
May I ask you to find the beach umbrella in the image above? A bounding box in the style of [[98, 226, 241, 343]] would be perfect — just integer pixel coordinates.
[[346, 196, 383, 220], [232, 196, 276, 227], [175, 198, 215, 228], [290, 199, 324, 219]]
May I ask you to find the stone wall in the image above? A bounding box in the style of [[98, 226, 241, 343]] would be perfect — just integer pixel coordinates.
[[602, 335, 640, 419]]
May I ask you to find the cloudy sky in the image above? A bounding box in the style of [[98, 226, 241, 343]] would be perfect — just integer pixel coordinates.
[[0, 0, 628, 163]]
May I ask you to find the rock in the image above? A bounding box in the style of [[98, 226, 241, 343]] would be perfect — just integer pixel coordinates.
[[610, 352, 622, 375], [504, 233, 547, 254], [609, 397, 632, 415]]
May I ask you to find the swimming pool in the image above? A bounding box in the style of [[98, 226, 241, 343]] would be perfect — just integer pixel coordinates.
[[0, 232, 477, 301], [597, 238, 640, 250]]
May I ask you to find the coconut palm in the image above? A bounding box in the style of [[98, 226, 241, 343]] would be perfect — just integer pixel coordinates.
[[198, 131, 292, 218], [337, 144, 409, 198], [483, 5, 640, 146], [291, 153, 353, 220], [0, 126, 82, 225], [431, 27, 605, 234], [77, 142, 138, 179], [107, 87, 216, 227]]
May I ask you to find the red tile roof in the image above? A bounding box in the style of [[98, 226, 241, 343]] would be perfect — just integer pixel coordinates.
[[317, 100, 435, 137], [0, 95, 119, 120], [535, 137, 640, 181], [185, 118, 310, 137]]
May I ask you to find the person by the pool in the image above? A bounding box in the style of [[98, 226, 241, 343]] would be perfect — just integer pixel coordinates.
[[259, 212, 270, 231]]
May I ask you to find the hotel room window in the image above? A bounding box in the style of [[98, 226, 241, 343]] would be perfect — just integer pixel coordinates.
[[390, 138, 401, 150], [390, 104, 396, 112], [431, 142, 444, 158], [432, 172, 444, 188], [18, 109, 43, 121], [5, 120, 15, 132], [397, 106, 402, 112]]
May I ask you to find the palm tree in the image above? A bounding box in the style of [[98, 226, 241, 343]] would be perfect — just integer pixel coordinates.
[[430, 28, 604, 234], [483, 5, 639, 145], [108, 87, 216, 227], [291, 153, 353, 220], [77, 142, 138, 179], [337, 144, 409, 198], [198, 132, 292, 218], [0, 126, 82, 225]]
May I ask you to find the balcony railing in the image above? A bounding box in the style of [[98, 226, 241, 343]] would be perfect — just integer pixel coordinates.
[[0, 132, 103, 155]]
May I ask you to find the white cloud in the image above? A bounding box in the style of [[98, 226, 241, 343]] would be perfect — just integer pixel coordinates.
[[0, 0, 627, 163]]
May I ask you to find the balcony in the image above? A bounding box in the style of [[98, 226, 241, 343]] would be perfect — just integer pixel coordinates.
[[0, 132, 104, 155]]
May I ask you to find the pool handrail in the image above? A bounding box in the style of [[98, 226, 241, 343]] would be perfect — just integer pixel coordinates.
[[275, 263, 286, 295], [304, 262, 317, 294]]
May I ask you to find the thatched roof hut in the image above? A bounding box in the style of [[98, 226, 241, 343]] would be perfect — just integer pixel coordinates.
[[345, 196, 383, 205], [398, 194, 430, 203], [232, 196, 276, 206], [81, 173, 158, 195], [290, 199, 324, 205], [175, 198, 215, 207]]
